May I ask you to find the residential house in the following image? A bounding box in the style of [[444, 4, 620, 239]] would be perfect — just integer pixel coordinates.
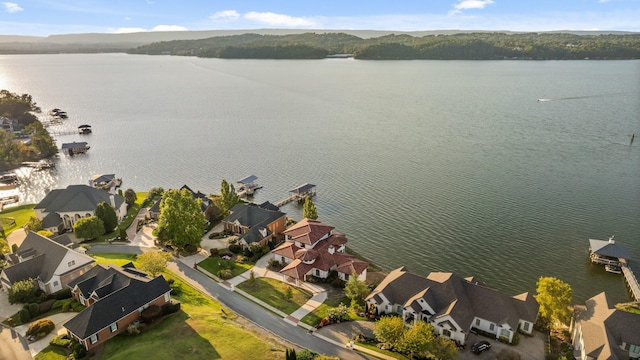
[[365, 267, 539, 344], [180, 185, 212, 213], [34, 184, 127, 234], [271, 218, 368, 283], [0, 117, 16, 133], [0, 232, 95, 294], [572, 292, 640, 360], [222, 203, 286, 247], [64, 263, 172, 352]]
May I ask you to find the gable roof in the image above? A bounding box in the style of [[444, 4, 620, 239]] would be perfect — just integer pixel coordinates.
[[63, 275, 171, 340], [35, 184, 125, 214], [68, 263, 148, 300], [2, 232, 95, 284], [575, 292, 640, 360], [589, 238, 631, 260], [366, 267, 539, 331], [180, 185, 211, 211], [284, 218, 334, 247], [223, 203, 285, 244]]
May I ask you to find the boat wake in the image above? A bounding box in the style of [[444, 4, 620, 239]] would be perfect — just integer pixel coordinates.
[[537, 92, 638, 102]]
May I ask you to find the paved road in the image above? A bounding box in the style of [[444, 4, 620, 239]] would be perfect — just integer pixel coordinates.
[[167, 260, 372, 360], [0, 325, 32, 360]]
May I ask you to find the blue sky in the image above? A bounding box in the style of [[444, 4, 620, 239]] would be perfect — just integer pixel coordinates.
[[1, 0, 639, 37]]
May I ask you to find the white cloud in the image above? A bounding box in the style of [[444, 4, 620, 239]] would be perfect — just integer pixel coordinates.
[[113, 27, 147, 34], [2, 2, 23, 13], [450, 0, 495, 15], [210, 10, 240, 20], [152, 25, 188, 32], [244, 11, 316, 27]]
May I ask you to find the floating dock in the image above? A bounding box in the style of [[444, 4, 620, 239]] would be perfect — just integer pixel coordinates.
[[589, 236, 640, 302], [237, 175, 262, 197], [274, 183, 316, 207]]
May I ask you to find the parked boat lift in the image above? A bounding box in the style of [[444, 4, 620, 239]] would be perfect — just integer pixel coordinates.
[[589, 236, 640, 301], [274, 183, 316, 207], [236, 175, 262, 197]]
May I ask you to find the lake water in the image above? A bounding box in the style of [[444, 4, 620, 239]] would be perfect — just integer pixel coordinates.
[[1, 54, 639, 303]]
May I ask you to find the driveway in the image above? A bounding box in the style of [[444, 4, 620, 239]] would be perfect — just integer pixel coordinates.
[[458, 332, 545, 360], [14, 312, 77, 358]]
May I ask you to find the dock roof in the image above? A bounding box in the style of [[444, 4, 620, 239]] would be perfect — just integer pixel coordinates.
[[589, 238, 631, 260], [61, 142, 88, 149], [237, 175, 258, 184], [289, 183, 315, 194]]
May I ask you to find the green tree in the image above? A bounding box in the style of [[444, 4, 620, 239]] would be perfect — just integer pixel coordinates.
[[399, 321, 435, 359], [218, 179, 240, 216], [344, 272, 369, 306], [8, 278, 38, 304], [285, 348, 296, 360], [0, 129, 22, 167], [95, 201, 118, 233], [24, 121, 57, 157], [136, 251, 172, 277], [157, 188, 206, 250], [325, 302, 349, 322], [430, 336, 459, 360], [37, 230, 53, 238], [23, 216, 42, 232], [124, 188, 137, 209], [73, 216, 105, 240], [373, 315, 405, 350], [284, 285, 293, 300], [303, 198, 318, 220], [536, 276, 573, 326]]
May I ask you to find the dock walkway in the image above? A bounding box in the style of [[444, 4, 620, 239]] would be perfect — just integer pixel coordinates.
[[274, 183, 316, 207], [622, 262, 640, 302]]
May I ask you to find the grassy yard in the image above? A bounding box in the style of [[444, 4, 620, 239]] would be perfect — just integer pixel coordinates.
[[300, 292, 368, 327], [237, 277, 312, 315], [35, 254, 287, 360], [197, 257, 253, 278], [94, 192, 148, 243], [91, 253, 138, 266], [0, 204, 36, 236], [355, 342, 410, 360]]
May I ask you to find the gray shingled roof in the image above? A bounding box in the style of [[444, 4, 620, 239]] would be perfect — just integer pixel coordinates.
[[36, 185, 125, 214], [223, 203, 285, 245], [68, 263, 148, 300], [367, 267, 539, 332], [63, 275, 171, 340], [589, 238, 631, 260], [1, 232, 95, 284]]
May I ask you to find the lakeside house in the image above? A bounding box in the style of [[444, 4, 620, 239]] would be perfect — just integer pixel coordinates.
[[222, 202, 286, 247], [63, 263, 172, 352], [571, 292, 640, 360], [271, 218, 368, 284], [365, 266, 539, 344], [34, 184, 127, 234], [0, 232, 95, 294]]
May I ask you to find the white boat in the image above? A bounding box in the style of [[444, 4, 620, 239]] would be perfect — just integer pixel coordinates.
[[605, 264, 622, 274]]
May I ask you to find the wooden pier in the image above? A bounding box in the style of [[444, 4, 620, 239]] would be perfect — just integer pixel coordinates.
[[274, 183, 316, 207], [622, 262, 640, 302]]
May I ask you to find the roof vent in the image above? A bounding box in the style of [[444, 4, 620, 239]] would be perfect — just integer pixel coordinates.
[[121, 307, 125, 312], [609, 235, 615, 244]]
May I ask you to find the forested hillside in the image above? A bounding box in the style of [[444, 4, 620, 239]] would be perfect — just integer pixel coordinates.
[[128, 32, 640, 60]]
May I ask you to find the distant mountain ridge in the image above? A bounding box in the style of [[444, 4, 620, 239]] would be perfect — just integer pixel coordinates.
[[0, 29, 638, 56]]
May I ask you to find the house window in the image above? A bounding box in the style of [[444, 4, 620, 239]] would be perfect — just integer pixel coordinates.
[[110, 323, 118, 332], [90, 334, 98, 344], [68, 260, 76, 267], [500, 329, 510, 338], [443, 329, 452, 338], [396, 305, 402, 314], [489, 324, 495, 331], [523, 322, 530, 332], [475, 319, 480, 327], [53, 281, 59, 287], [629, 344, 640, 354], [344, 274, 350, 281], [315, 269, 320, 276], [164, 293, 170, 302]]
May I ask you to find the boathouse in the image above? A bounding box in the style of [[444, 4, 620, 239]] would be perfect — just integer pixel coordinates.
[[236, 175, 261, 196], [61, 142, 90, 155], [589, 236, 631, 267]]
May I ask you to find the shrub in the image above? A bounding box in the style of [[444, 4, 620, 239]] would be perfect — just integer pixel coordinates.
[[170, 283, 182, 296], [39, 299, 55, 314], [27, 303, 39, 318], [217, 269, 233, 279], [126, 322, 143, 336], [8, 278, 39, 304], [228, 244, 242, 254], [297, 349, 319, 360], [19, 308, 31, 323], [208, 232, 219, 239], [71, 301, 85, 312], [53, 288, 72, 300], [71, 342, 87, 359], [26, 318, 55, 339], [209, 248, 219, 257], [50, 334, 72, 348], [140, 305, 162, 323], [62, 302, 70, 312], [184, 244, 198, 254], [161, 301, 181, 315], [235, 255, 246, 264]]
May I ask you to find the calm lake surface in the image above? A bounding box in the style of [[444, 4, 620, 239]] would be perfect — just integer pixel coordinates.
[[1, 54, 638, 303]]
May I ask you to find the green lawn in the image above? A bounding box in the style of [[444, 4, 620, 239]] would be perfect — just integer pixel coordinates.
[[197, 257, 253, 278], [355, 342, 410, 360], [237, 277, 312, 315], [300, 294, 368, 327], [0, 204, 36, 236], [36, 254, 286, 360], [91, 253, 138, 266]]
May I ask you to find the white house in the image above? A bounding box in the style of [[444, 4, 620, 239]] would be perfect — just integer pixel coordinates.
[[366, 267, 539, 344], [1, 232, 95, 294], [34, 184, 127, 234]]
